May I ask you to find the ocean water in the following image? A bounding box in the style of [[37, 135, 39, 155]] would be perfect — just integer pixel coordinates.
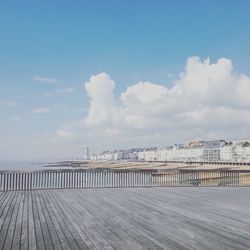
[[0, 161, 61, 171]]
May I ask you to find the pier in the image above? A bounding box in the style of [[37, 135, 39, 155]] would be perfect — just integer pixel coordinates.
[[0, 169, 250, 249], [1, 187, 250, 249]]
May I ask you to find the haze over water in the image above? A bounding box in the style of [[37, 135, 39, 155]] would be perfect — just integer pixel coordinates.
[[0, 160, 76, 171]]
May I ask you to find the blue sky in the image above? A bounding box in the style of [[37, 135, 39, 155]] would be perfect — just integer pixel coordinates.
[[1, 0, 250, 160]]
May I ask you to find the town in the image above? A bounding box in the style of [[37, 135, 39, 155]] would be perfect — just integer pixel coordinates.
[[89, 139, 250, 162]]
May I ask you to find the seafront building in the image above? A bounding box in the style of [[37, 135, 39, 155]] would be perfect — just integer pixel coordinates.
[[83, 147, 90, 160], [90, 139, 250, 163]]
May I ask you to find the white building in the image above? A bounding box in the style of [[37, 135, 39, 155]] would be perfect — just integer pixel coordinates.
[[203, 140, 225, 161], [83, 147, 90, 160], [90, 139, 250, 163], [241, 143, 250, 161], [231, 142, 250, 162], [156, 148, 171, 161], [138, 149, 157, 161], [220, 145, 233, 162], [187, 147, 204, 161]]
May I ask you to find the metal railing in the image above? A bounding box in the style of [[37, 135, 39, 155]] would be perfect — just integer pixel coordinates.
[[0, 169, 250, 191]]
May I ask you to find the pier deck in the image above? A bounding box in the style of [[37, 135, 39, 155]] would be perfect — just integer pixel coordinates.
[[0, 187, 250, 249]]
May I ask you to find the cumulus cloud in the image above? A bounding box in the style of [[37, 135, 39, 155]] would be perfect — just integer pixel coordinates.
[[56, 56, 250, 148], [32, 107, 51, 114], [33, 76, 57, 83], [57, 87, 75, 93], [84, 72, 120, 127]]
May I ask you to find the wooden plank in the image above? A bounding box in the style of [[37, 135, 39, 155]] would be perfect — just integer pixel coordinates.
[[37, 190, 62, 250], [42, 190, 83, 250], [1, 187, 250, 249], [48, 189, 113, 250], [2, 191, 21, 249], [31, 189, 46, 250], [67, 189, 160, 250], [58, 187, 250, 250], [28, 191, 37, 250], [0, 191, 7, 200], [0, 192, 19, 249], [79, 189, 177, 249], [114, 188, 210, 249], [46, 190, 89, 250], [129, 187, 250, 249], [0, 192, 13, 221], [12, 191, 25, 250], [34, 190, 54, 250], [39, 190, 72, 250], [20, 191, 28, 250]]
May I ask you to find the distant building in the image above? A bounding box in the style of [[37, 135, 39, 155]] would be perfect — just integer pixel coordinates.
[[232, 141, 250, 162], [138, 148, 157, 161], [203, 140, 225, 161], [156, 147, 173, 161], [83, 147, 90, 160], [90, 139, 250, 163], [242, 142, 250, 161], [220, 144, 233, 162]]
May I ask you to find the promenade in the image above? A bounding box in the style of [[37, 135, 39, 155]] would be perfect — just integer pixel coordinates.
[[0, 187, 250, 250]]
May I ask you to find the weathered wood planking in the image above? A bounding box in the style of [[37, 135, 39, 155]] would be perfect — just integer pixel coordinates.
[[0, 188, 250, 249]]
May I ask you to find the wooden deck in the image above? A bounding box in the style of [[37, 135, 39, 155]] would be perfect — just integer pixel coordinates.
[[0, 187, 250, 250]]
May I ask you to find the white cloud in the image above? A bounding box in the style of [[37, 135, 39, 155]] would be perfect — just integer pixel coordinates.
[[11, 96, 23, 100], [33, 76, 57, 83], [57, 87, 75, 93], [55, 56, 250, 150], [84, 72, 120, 126], [0, 101, 20, 108], [5, 56, 250, 161], [60, 107, 87, 113], [32, 107, 51, 114], [9, 115, 22, 121], [43, 93, 54, 98], [55, 129, 74, 139]]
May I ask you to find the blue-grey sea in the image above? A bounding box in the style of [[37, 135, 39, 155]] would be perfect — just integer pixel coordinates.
[[0, 161, 63, 171]]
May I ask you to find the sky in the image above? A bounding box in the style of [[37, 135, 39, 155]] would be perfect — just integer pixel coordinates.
[[1, 0, 250, 161]]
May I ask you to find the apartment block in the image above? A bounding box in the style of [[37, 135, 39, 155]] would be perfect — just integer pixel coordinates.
[[90, 139, 250, 163]]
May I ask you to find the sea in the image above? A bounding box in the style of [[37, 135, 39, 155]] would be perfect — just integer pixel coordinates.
[[0, 160, 67, 171]]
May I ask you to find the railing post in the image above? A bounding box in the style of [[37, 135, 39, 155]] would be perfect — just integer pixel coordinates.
[[0, 169, 249, 191]]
